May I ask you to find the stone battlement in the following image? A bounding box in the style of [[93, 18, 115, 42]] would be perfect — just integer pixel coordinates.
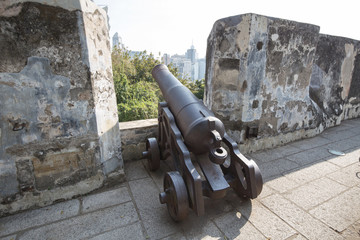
[[205, 13, 360, 152], [0, 0, 123, 216], [1, 7, 359, 216]]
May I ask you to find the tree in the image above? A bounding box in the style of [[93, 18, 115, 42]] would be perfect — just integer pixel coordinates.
[[112, 47, 205, 122], [180, 78, 205, 100]]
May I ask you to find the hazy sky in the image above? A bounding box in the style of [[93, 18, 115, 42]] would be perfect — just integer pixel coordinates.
[[94, 0, 359, 58]]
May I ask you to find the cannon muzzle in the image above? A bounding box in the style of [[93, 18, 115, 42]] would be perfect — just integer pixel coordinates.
[[152, 64, 227, 164]]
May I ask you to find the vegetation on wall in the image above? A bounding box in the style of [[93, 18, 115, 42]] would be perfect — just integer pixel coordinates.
[[111, 47, 204, 122]]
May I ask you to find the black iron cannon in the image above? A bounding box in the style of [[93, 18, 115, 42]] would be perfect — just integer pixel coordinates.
[[143, 64, 263, 221]]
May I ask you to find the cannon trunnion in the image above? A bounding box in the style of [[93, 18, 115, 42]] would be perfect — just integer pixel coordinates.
[[143, 64, 263, 221]]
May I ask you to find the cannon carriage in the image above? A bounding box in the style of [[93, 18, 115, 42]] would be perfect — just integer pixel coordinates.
[[143, 64, 263, 221]]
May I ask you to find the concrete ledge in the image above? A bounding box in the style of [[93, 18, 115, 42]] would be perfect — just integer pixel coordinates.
[[119, 119, 157, 162], [118, 118, 321, 158], [118, 117, 360, 161]]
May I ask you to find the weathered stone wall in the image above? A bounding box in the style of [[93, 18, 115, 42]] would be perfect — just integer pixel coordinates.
[[310, 34, 360, 127], [205, 13, 360, 152], [119, 119, 157, 162], [0, 0, 123, 216]]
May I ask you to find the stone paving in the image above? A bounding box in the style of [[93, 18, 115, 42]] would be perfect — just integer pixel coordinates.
[[1, 119, 360, 240]]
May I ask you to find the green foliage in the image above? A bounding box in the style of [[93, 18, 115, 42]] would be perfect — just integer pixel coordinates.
[[112, 47, 205, 122], [181, 78, 205, 100], [115, 79, 159, 121]]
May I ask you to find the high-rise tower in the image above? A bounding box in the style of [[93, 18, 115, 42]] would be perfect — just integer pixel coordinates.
[[112, 32, 123, 49], [186, 44, 197, 63]]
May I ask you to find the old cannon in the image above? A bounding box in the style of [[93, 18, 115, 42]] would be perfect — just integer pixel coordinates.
[[143, 64, 263, 221]]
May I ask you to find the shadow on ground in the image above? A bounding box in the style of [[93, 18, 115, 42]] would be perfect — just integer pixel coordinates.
[[125, 118, 360, 239], [1, 119, 359, 240]]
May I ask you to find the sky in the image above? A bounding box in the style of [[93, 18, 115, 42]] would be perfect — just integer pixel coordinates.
[[93, 0, 360, 58]]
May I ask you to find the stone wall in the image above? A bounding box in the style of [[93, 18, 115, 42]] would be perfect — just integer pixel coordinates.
[[310, 34, 360, 127], [205, 13, 360, 152], [0, 0, 123, 216], [119, 119, 157, 162]]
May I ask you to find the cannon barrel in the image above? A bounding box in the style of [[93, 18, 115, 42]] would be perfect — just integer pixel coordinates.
[[152, 64, 227, 163]]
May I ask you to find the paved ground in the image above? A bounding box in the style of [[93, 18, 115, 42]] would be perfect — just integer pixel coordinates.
[[1, 118, 360, 240]]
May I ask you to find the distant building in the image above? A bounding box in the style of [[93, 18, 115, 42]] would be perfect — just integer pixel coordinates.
[[185, 44, 200, 80], [162, 53, 171, 65], [192, 61, 199, 80], [198, 58, 206, 80], [172, 54, 186, 59], [170, 54, 191, 79], [112, 32, 123, 49], [165, 44, 205, 81], [186, 44, 197, 63]]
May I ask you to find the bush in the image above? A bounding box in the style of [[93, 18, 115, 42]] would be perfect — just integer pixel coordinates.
[[112, 47, 204, 122]]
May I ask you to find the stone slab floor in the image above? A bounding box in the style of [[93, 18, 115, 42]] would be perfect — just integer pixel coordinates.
[[1, 118, 360, 240]]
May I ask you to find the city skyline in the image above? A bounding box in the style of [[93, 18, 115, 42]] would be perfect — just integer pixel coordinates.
[[113, 32, 205, 80], [94, 0, 360, 59], [112, 31, 200, 59], [163, 44, 205, 80]]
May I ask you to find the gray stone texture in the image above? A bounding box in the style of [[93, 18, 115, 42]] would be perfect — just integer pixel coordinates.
[[0, 235, 16, 240], [284, 161, 339, 184], [236, 200, 297, 239], [124, 159, 150, 181], [15, 159, 34, 192], [285, 146, 332, 166], [265, 175, 300, 193], [261, 194, 342, 239], [205, 13, 321, 153], [1, 119, 360, 240], [0, 0, 123, 216], [183, 220, 223, 240], [139, 208, 182, 239], [310, 34, 360, 127], [127, 175, 181, 239], [321, 124, 359, 141], [325, 137, 360, 154], [309, 187, 360, 232], [18, 202, 138, 240], [249, 144, 300, 163], [326, 147, 360, 167], [213, 211, 265, 240], [1, 57, 99, 192], [0, 199, 80, 236], [87, 222, 146, 240], [81, 187, 131, 213], [0, 5, 360, 239], [341, 220, 360, 239], [286, 234, 308, 240], [256, 183, 276, 199], [257, 158, 300, 180], [289, 135, 332, 150], [327, 162, 360, 187], [147, 159, 172, 190], [119, 119, 158, 162], [283, 177, 347, 210], [129, 178, 161, 212], [205, 13, 360, 153], [161, 233, 187, 240]]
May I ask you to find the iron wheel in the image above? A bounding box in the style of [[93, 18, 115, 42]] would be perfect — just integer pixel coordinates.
[[159, 171, 189, 221], [145, 138, 160, 171]]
